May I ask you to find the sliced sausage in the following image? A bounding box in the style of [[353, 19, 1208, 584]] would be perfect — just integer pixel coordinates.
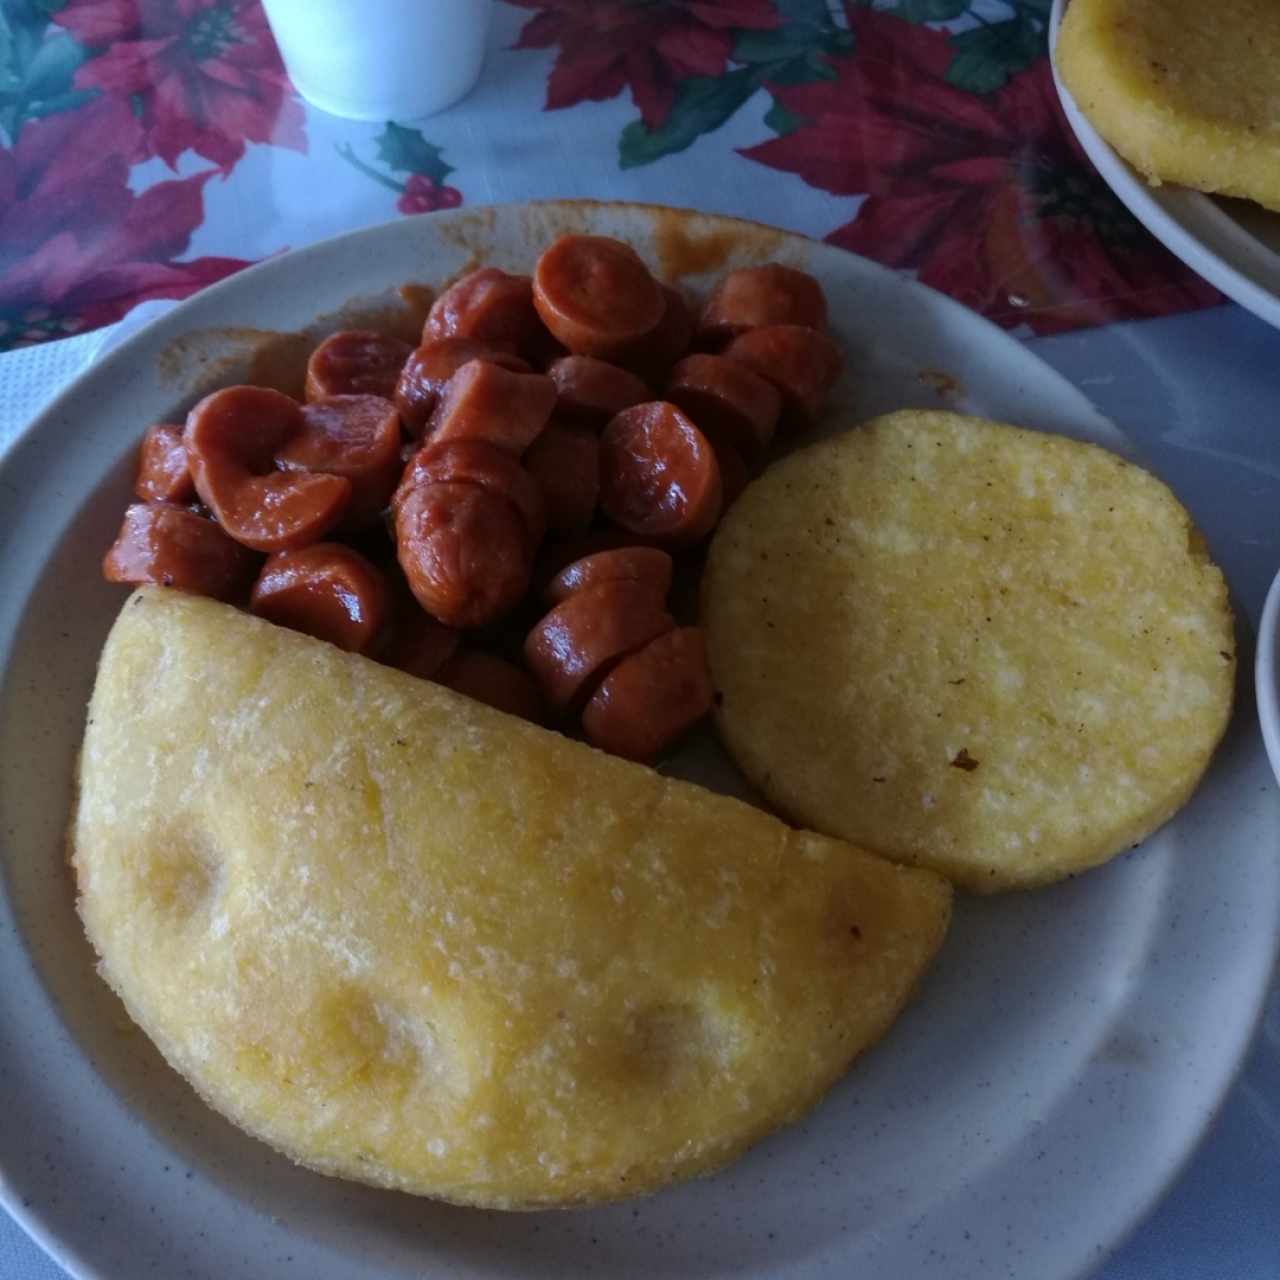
[[135, 423, 194, 504], [249, 543, 390, 654], [395, 439, 547, 548], [696, 264, 827, 347], [522, 423, 599, 536], [545, 546, 673, 606], [185, 386, 351, 552], [395, 338, 530, 438], [581, 627, 713, 762], [614, 284, 694, 381], [305, 330, 413, 402], [273, 395, 402, 523], [428, 359, 557, 455], [548, 356, 650, 430], [102, 502, 257, 600], [721, 325, 843, 432], [424, 268, 540, 351], [436, 650, 546, 723], [523, 581, 674, 713], [599, 401, 722, 544], [532, 235, 665, 360], [665, 353, 781, 460], [395, 481, 531, 629], [380, 604, 461, 680]]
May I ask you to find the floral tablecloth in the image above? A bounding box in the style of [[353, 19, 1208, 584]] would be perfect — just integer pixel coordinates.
[[1, 2, 1277, 1278]]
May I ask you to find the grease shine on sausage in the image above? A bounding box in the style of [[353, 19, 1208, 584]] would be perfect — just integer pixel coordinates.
[[599, 402, 723, 544], [249, 543, 390, 654], [135, 424, 195, 504], [185, 386, 352, 552], [305, 330, 413, 402], [395, 339, 530, 438], [533, 236, 665, 360], [721, 324, 843, 433], [545, 546, 674, 606], [395, 480, 531, 629], [103, 502, 257, 600], [428, 359, 558, 455], [424, 268, 540, 350]]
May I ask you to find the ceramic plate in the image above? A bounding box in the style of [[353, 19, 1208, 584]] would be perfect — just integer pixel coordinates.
[[1, 202, 1277, 1280], [1258, 570, 1280, 789], [1049, 0, 1280, 331]]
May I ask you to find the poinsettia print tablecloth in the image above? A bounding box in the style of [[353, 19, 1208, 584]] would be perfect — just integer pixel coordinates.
[[2, 3, 1278, 1280]]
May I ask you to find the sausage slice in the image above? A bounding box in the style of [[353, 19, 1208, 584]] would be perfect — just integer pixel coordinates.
[[103, 502, 257, 600], [533, 235, 665, 360], [522, 423, 600, 536], [435, 650, 546, 723], [697, 264, 827, 347], [250, 543, 390, 654], [135, 424, 194, 504], [395, 338, 530, 438], [545, 546, 674, 606], [424, 268, 540, 350], [599, 402, 722, 544], [547, 356, 650, 430], [523, 580, 674, 712], [665, 353, 781, 460], [185, 386, 351, 552], [721, 325, 843, 433], [305, 330, 413, 402], [395, 481, 531, 628], [273, 394, 402, 523], [581, 627, 713, 762], [428, 359, 557, 455]]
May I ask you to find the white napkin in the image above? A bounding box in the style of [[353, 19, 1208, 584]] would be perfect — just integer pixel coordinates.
[[0, 301, 177, 457]]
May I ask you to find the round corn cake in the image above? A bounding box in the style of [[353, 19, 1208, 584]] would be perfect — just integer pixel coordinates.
[[701, 411, 1235, 892], [1057, 0, 1280, 212]]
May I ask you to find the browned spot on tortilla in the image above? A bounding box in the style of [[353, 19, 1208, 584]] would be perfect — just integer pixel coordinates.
[[950, 748, 980, 772], [650, 206, 784, 281], [919, 368, 964, 399]]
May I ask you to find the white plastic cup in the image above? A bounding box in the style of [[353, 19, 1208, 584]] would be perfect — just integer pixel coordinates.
[[261, 0, 494, 122]]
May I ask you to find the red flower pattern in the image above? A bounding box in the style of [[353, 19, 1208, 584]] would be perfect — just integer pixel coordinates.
[[397, 173, 463, 217], [741, 6, 1220, 334], [0, 98, 250, 349], [510, 0, 778, 129], [54, 0, 305, 172]]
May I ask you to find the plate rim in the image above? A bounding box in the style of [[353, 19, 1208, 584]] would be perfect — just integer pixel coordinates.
[[0, 199, 1276, 1280]]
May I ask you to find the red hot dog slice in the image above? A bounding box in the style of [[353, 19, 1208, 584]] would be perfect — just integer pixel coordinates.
[[697, 264, 828, 347], [523, 580, 674, 713], [185, 386, 351, 552], [381, 604, 461, 681], [273, 394, 402, 523], [103, 502, 257, 600], [135, 424, 195, 504], [436, 650, 546, 724], [713, 441, 751, 512], [249, 543, 390, 654], [428, 359, 557, 455], [721, 325, 843, 433], [599, 402, 723, 544], [396, 338, 530, 438], [665, 353, 781, 460], [395, 439, 547, 548], [522, 423, 599, 536], [533, 236, 665, 360], [614, 284, 695, 381], [545, 546, 673, 606], [547, 356, 650, 430], [581, 626, 713, 762], [395, 481, 531, 629], [424, 268, 539, 350], [305, 330, 413, 402]]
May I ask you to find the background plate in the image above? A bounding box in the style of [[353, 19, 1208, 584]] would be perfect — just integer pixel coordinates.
[[1, 202, 1277, 1280], [1050, 0, 1280, 331]]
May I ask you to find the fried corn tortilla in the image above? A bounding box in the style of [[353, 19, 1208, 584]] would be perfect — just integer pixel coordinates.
[[701, 411, 1235, 893], [72, 588, 951, 1209], [1058, 0, 1280, 211]]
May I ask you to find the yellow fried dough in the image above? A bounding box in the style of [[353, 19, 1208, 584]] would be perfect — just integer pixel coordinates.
[[1058, 0, 1280, 211], [72, 588, 951, 1209], [701, 411, 1234, 892]]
